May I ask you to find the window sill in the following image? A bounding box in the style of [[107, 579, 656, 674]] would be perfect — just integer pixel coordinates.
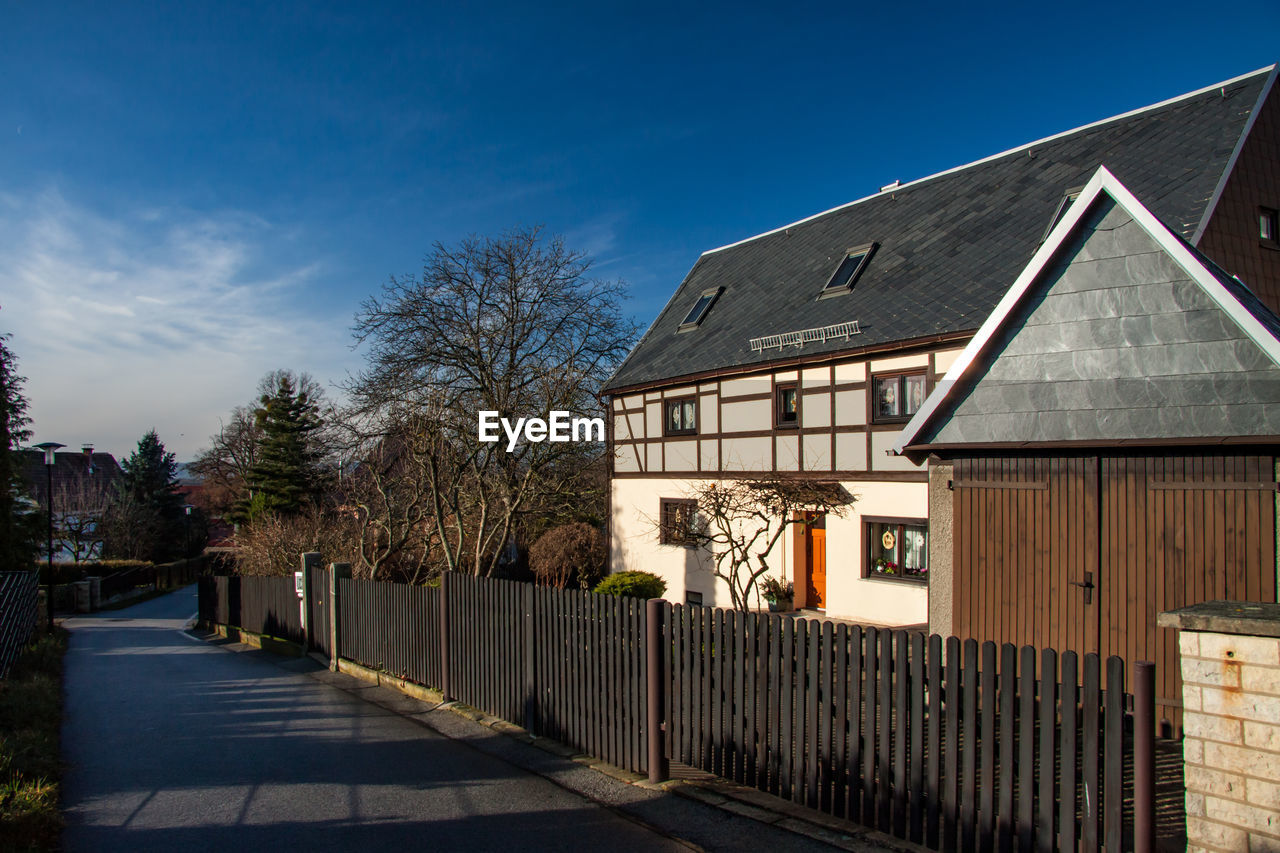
[[863, 573, 928, 586]]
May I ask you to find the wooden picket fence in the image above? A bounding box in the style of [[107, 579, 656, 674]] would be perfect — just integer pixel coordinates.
[[198, 570, 1156, 852], [665, 604, 1146, 852]]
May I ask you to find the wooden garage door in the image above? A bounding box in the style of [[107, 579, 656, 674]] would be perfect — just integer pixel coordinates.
[[953, 453, 1276, 728]]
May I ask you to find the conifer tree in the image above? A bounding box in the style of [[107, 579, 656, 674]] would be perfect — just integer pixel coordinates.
[[238, 371, 327, 520], [106, 429, 184, 561], [0, 331, 39, 570]]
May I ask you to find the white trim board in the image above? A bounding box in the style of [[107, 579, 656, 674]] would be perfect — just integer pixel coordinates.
[[891, 164, 1280, 457]]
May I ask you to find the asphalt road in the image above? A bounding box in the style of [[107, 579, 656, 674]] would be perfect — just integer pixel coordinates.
[[60, 586, 853, 853], [60, 586, 690, 852]]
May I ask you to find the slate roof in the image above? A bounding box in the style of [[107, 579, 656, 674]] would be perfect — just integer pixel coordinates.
[[17, 450, 123, 506], [603, 67, 1274, 394], [893, 166, 1280, 458]]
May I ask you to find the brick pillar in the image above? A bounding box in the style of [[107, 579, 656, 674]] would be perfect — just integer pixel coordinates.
[[1159, 602, 1280, 853]]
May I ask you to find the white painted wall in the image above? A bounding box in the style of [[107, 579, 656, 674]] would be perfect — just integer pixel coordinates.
[[611, 475, 929, 626]]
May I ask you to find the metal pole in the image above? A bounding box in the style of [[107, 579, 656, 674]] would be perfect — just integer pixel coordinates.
[[45, 462, 54, 631], [1133, 660, 1155, 853], [645, 597, 669, 784]]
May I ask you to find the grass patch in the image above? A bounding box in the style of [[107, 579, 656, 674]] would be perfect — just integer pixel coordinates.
[[0, 628, 67, 852]]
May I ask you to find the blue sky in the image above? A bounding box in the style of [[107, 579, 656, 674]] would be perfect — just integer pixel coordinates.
[[2, 1, 1277, 460]]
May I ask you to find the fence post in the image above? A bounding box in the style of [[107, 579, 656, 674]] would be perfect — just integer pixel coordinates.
[[523, 583, 536, 732], [328, 562, 350, 672], [440, 571, 452, 702], [1133, 660, 1155, 853], [299, 552, 321, 649], [645, 597, 669, 784]]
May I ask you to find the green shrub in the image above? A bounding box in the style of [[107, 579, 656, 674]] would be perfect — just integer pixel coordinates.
[[593, 570, 667, 599]]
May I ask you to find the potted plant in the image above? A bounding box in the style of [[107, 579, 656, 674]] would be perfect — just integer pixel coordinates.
[[760, 575, 794, 612]]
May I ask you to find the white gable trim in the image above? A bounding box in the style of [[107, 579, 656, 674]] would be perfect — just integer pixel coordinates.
[[1191, 64, 1278, 245], [892, 165, 1280, 456]]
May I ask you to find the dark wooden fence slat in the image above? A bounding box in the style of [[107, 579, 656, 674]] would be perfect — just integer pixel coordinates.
[[1059, 651, 1079, 853], [893, 631, 909, 839], [909, 632, 925, 843], [1082, 653, 1101, 852], [1017, 645, 1036, 853], [736, 610, 749, 786], [1038, 647, 1057, 853], [877, 628, 892, 832], [961, 638, 978, 853], [807, 620, 821, 809], [848, 624, 863, 822], [820, 621, 834, 814], [863, 626, 878, 826], [1104, 656, 1124, 853], [978, 641, 996, 850], [943, 635, 960, 853], [925, 632, 941, 850], [778, 612, 788, 799], [998, 643, 1016, 853], [835, 624, 851, 820]]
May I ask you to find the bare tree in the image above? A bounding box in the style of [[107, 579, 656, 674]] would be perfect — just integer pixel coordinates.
[[347, 227, 637, 577], [189, 405, 262, 518], [676, 476, 855, 611], [333, 406, 442, 583], [52, 476, 114, 564]]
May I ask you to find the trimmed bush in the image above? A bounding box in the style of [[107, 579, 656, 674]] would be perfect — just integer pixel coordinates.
[[529, 522, 606, 589], [593, 570, 666, 599]]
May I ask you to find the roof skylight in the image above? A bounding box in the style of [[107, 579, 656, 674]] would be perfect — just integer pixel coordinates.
[[819, 243, 877, 298], [679, 287, 723, 331]]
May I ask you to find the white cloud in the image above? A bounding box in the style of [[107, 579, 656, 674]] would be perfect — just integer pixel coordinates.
[[0, 188, 359, 461]]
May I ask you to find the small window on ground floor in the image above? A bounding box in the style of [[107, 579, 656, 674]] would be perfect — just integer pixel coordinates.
[[660, 498, 698, 546], [685, 591, 704, 607], [865, 517, 928, 582]]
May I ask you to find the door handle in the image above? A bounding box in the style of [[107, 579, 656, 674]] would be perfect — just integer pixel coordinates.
[[1069, 572, 1095, 605]]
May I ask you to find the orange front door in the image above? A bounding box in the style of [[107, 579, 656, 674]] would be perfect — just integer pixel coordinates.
[[806, 518, 827, 609]]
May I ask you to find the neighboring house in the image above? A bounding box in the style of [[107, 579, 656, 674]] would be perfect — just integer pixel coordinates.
[[18, 446, 123, 562], [601, 65, 1280, 633]]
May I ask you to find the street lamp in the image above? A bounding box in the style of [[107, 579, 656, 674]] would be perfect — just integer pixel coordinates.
[[34, 441, 64, 631], [183, 505, 193, 562]]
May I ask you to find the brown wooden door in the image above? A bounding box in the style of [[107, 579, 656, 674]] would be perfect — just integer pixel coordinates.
[[954, 452, 1276, 730], [952, 456, 1098, 655]]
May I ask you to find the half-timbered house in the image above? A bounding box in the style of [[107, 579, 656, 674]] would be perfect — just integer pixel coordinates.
[[602, 66, 1280, 639]]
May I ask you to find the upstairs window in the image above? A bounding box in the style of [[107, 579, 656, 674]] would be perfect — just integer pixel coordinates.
[[872, 371, 927, 423], [679, 287, 723, 331], [660, 499, 698, 546], [775, 382, 799, 428], [1041, 186, 1085, 243], [664, 397, 697, 436], [1260, 207, 1279, 248], [819, 243, 877, 298]]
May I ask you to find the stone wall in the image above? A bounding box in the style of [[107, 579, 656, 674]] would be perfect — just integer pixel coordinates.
[[1162, 603, 1280, 852]]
